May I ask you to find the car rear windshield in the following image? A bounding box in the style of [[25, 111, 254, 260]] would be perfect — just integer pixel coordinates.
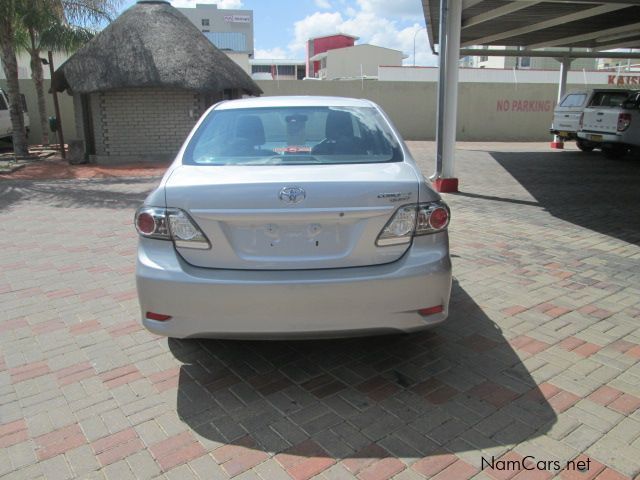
[[183, 106, 403, 165]]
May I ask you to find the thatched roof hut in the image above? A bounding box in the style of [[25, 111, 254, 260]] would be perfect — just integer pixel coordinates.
[[52, 0, 261, 96], [54, 0, 262, 163]]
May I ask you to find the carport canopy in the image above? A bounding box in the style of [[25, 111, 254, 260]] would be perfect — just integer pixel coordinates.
[[424, 0, 640, 52], [420, 0, 640, 193]]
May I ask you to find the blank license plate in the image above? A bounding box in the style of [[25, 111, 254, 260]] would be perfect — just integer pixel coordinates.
[[587, 134, 603, 141]]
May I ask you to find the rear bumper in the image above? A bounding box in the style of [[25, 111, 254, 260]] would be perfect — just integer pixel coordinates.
[[577, 131, 622, 143], [136, 235, 452, 339], [549, 129, 577, 140]]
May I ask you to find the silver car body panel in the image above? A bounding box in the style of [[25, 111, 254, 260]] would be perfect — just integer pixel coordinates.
[[137, 234, 452, 339]]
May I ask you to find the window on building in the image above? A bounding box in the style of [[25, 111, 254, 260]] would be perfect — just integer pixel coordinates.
[[276, 65, 295, 76], [251, 65, 272, 74], [204, 32, 247, 52], [202, 29, 209, 32], [297, 67, 305, 80], [480, 56, 488, 62], [201, 18, 209, 26], [518, 57, 531, 68]]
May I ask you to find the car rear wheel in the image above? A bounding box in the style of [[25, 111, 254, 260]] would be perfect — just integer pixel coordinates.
[[576, 139, 595, 152]]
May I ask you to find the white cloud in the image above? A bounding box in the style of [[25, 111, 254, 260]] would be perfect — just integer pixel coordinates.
[[170, 0, 243, 8], [254, 47, 288, 59], [285, 8, 436, 66], [356, 0, 423, 19], [290, 11, 344, 54], [254, 0, 436, 67], [314, 0, 332, 9]]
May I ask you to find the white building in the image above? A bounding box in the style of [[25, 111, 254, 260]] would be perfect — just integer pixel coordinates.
[[459, 46, 598, 71], [309, 44, 405, 80], [250, 59, 306, 80], [177, 3, 254, 57]]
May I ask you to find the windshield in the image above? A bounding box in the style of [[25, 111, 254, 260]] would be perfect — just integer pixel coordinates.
[[183, 106, 403, 165]]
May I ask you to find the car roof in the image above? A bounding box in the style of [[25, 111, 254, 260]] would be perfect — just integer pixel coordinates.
[[214, 96, 377, 110]]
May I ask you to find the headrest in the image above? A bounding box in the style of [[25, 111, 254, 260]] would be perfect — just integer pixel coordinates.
[[236, 115, 265, 146], [326, 110, 354, 139]]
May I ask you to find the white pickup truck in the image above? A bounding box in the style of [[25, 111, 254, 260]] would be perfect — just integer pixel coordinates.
[[578, 91, 640, 159], [551, 89, 631, 151], [0, 88, 30, 141]]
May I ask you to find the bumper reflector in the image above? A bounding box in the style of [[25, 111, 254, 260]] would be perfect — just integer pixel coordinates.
[[418, 305, 444, 316], [146, 312, 172, 321]]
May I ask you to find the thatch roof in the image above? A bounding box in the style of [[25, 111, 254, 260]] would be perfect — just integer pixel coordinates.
[[52, 0, 262, 96]]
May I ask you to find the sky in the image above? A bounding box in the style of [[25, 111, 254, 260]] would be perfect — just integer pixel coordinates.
[[118, 0, 438, 66]]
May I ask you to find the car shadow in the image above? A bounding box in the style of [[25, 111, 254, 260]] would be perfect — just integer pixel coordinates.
[[168, 280, 556, 465], [488, 150, 640, 245], [0, 177, 157, 212]]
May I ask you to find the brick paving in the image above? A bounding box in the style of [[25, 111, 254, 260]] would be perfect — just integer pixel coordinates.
[[0, 142, 639, 479]]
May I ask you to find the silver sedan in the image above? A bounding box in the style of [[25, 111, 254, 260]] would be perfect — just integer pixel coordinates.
[[135, 96, 452, 338]]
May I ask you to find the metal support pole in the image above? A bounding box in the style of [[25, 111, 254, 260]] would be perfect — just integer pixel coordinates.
[[47, 51, 65, 159], [432, 0, 461, 192], [432, 0, 448, 181], [551, 56, 572, 149]]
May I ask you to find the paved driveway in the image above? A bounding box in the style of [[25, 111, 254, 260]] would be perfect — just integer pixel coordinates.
[[1, 143, 639, 480]]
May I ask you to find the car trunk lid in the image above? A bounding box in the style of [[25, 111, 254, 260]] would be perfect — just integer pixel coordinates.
[[164, 163, 424, 270]]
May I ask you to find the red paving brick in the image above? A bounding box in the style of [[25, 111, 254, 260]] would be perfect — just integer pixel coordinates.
[[412, 452, 458, 477], [358, 457, 406, 480], [573, 342, 602, 358], [55, 361, 95, 386], [607, 393, 640, 415], [469, 381, 520, 408], [100, 365, 143, 389], [222, 449, 270, 477], [150, 431, 206, 471], [502, 305, 528, 316], [433, 459, 478, 480], [93, 428, 144, 466], [35, 424, 87, 460], [287, 456, 336, 480], [548, 390, 581, 414], [9, 361, 51, 383], [0, 420, 28, 448], [588, 386, 623, 406]]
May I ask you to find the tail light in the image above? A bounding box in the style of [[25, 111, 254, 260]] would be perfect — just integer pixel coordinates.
[[578, 112, 584, 130], [376, 201, 450, 246], [135, 207, 210, 249], [618, 113, 631, 132]]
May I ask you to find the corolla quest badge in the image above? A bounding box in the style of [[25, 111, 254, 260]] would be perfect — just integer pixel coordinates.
[[279, 186, 306, 205]]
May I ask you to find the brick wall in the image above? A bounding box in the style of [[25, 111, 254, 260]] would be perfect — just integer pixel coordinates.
[[92, 88, 200, 162]]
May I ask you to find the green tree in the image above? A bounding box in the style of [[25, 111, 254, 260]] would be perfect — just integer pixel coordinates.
[[19, 1, 95, 145], [0, 0, 29, 156], [0, 0, 120, 154]]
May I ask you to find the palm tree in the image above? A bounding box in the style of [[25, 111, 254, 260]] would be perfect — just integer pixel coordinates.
[[0, 0, 29, 156], [0, 0, 119, 155], [18, 1, 94, 145]]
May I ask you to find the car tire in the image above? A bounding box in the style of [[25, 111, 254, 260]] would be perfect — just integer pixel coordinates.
[[576, 140, 595, 152], [602, 145, 628, 159]]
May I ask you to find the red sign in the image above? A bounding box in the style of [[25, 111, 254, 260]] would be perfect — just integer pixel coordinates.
[[608, 75, 640, 85], [496, 99, 553, 112]]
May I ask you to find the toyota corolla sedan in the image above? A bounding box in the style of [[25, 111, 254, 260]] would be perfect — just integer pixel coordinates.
[[135, 96, 452, 339]]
